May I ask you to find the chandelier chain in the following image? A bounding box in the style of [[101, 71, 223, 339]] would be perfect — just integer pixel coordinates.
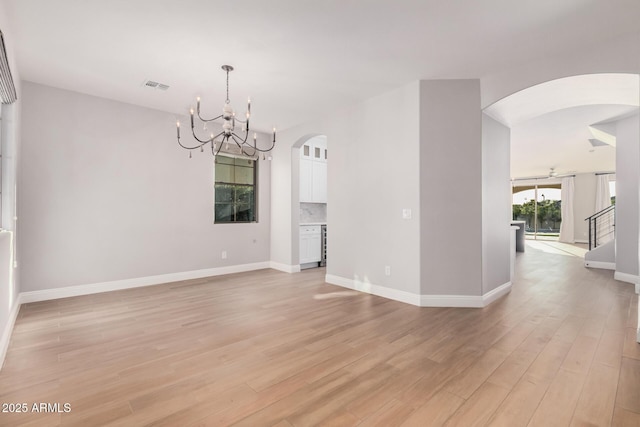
[[226, 69, 230, 104]]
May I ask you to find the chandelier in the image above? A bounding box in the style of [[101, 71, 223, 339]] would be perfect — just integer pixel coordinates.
[[176, 65, 276, 159]]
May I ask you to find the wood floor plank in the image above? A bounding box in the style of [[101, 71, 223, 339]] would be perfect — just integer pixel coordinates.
[[570, 362, 620, 427], [0, 241, 637, 427], [399, 389, 464, 427], [616, 357, 640, 414], [442, 382, 510, 427], [357, 399, 415, 427]]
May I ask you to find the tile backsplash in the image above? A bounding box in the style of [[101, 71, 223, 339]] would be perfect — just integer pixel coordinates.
[[300, 203, 327, 223]]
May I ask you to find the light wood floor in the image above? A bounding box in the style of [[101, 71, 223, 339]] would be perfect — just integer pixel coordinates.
[[1, 243, 639, 426]]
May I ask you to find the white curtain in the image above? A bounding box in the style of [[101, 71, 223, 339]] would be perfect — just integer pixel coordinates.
[[595, 174, 611, 213], [559, 176, 575, 243]]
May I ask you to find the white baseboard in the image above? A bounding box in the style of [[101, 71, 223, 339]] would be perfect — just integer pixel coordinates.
[[482, 281, 512, 306], [325, 275, 511, 308], [269, 261, 300, 273], [575, 239, 589, 244], [420, 294, 483, 308], [325, 274, 421, 306], [20, 262, 271, 304], [0, 296, 21, 370], [585, 261, 616, 270], [614, 271, 640, 285]]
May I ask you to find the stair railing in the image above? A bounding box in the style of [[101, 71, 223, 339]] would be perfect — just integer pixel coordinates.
[[585, 205, 615, 250]]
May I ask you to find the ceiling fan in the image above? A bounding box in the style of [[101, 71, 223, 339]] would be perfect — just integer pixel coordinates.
[[547, 167, 576, 179]]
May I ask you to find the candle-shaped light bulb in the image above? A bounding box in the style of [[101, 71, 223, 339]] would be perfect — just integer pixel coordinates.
[[253, 132, 257, 141], [196, 96, 201, 103], [272, 127, 276, 142], [190, 109, 194, 127], [190, 108, 194, 115], [176, 120, 181, 137], [247, 97, 251, 113]]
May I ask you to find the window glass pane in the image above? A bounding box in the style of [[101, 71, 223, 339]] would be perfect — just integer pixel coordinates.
[[215, 164, 234, 183], [215, 184, 234, 202], [215, 203, 234, 222], [304, 145, 309, 156], [235, 165, 254, 185], [235, 203, 254, 222], [214, 155, 257, 223], [314, 147, 320, 158], [236, 186, 254, 205]]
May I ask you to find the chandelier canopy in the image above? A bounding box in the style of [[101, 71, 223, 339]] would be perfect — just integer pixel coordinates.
[[176, 65, 276, 159]]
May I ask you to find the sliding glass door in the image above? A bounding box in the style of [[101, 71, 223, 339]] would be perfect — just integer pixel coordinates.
[[512, 184, 562, 240]]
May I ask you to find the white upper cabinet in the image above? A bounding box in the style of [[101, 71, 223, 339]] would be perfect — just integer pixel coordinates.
[[300, 137, 327, 203]]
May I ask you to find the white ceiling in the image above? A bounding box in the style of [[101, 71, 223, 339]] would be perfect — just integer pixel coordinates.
[[510, 104, 637, 178], [3, 0, 640, 177]]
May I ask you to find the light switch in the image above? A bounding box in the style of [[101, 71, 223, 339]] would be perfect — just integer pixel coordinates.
[[402, 209, 412, 219]]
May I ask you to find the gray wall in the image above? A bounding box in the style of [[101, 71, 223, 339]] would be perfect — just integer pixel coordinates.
[[482, 114, 511, 293], [420, 80, 483, 296], [19, 82, 271, 292], [615, 112, 640, 277]]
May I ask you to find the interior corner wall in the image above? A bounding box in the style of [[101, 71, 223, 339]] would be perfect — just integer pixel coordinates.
[[271, 81, 421, 295], [615, 112, 640, 278], [481, 114, 511, 294], [573, 173, 597, 243], [420, 80, 483, 296], [18, 82, 271, 293]]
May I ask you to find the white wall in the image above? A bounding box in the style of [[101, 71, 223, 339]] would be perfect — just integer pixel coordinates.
[[272, 81, 421, 294], [420, 80, 483, 296], [481, 32, 640, 108], [615, 112, 640, 279], [19, 82, 271, 292], [482, 114, 511, 294]]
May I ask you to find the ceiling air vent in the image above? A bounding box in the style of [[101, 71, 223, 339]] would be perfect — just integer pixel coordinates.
[[142, 79, 170, 90]]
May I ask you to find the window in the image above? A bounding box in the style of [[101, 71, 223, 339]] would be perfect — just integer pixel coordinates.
[[214, 155, 257, 223]]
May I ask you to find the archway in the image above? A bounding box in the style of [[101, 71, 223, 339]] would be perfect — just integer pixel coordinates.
[[291, 134, 328, 268], [484, 73, 638, 245]]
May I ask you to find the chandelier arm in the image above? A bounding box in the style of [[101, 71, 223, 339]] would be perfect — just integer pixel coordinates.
[[214, 137, 225, 156], [246, 140, 276, 153], [191, 124, 224, 144], [197, 113, 224, 122], [231, 131, 249, 144], [177, 136, 206, 150], [211, 131, 225, 143], [231, 135, 245, 149]]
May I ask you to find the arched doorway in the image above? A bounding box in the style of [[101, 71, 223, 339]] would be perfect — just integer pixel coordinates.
[[291, 134, 328, 269], [484, 73, 638, 245]]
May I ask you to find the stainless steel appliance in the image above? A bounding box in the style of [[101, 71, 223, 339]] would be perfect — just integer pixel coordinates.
[[320, 225, 327, 267]]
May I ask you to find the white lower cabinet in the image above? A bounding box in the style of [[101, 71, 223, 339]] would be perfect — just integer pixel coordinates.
[[300, 225, 322, 264]]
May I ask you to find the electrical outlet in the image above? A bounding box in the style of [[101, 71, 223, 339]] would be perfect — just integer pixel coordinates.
[[221, 251, 227, 260], [385, 266, 391, 276]]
